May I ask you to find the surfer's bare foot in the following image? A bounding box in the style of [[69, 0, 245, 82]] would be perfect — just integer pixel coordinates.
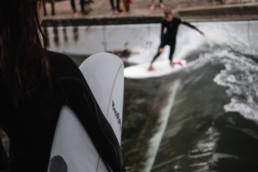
[[147, 65, 154, 71], [170, 62, 175, 68]]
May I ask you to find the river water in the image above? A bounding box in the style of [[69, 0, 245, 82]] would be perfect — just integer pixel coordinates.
[[46, 20, 258, 172]]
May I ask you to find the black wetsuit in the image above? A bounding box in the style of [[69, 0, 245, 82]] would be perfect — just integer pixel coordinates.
[[0, 51, 124, 172], [151, 17, 200, 64]]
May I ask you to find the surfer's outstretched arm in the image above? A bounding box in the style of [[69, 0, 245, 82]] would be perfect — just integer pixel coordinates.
[[181, 21, 205, 35], [57, 57, 125, 172]]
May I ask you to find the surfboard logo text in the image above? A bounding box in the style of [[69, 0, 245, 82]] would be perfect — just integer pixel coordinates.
[[112, 100, 122, 128]]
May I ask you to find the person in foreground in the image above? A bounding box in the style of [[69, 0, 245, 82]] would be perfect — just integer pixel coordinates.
[[0, 0, 125, 172], [148, 8, 205, 71]]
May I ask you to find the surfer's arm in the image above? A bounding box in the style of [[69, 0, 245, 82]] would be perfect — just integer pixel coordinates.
[[181, 21, 204, 35], [57, 58, 125, 172]]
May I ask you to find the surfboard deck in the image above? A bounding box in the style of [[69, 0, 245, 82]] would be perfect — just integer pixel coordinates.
[[48, 53, 124, 172], [124, 60, 186, 79]]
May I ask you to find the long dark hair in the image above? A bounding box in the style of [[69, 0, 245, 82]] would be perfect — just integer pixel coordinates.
[[0, 0, 50, 106]]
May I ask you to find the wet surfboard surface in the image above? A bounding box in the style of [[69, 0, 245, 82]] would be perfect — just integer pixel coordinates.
[[48, 52, 124, 172], [124, 60, 186, 79]]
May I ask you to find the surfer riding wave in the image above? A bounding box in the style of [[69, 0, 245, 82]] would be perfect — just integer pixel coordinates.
[[148, 8, 205, 71]]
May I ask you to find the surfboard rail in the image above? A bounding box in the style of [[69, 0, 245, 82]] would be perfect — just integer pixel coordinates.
[[124, 60, 186, 79]]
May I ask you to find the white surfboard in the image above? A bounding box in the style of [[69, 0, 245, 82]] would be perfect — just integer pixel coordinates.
[[124, 60, 186, 79], [48, 53, 124, 172]]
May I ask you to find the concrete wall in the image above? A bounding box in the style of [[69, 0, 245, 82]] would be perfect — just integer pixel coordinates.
[[46, 20, 258, 64]]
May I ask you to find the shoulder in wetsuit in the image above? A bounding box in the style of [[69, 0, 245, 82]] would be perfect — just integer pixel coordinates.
[[160, 17, 201, 46], [0, 51, 124, 172]]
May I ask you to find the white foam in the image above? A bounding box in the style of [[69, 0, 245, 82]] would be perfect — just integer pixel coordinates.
[[143, 80, 181, 172], [224, 99, 258, 121], [211, 153, 239, 162], [213, 50, 258, 120]]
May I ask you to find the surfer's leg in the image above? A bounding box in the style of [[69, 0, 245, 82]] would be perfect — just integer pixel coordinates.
[[151, 44, 165, 65], [151, 52, 161, 65], [168, 44, 176, 67], [148, 44, 165, 71], [148, 48, 162, 71], [147, 52, 160, 71]]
